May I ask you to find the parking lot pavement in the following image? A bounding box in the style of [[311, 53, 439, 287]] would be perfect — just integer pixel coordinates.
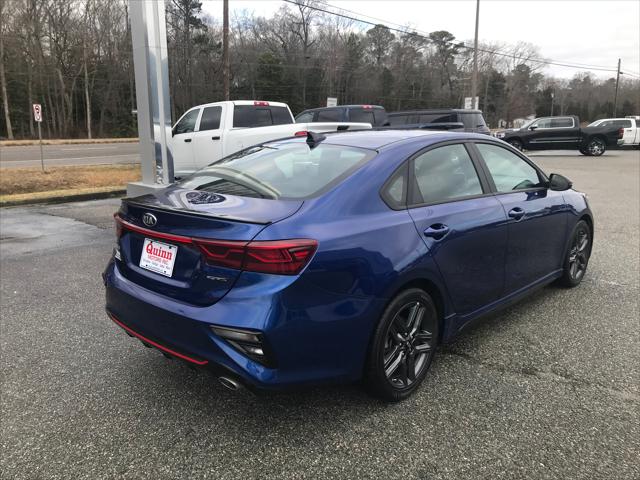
[[1, 150, 638, 480], [0, 143, 140, 168]]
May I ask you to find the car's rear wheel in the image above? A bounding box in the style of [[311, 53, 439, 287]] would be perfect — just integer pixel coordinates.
[[579, 147, 588, 155], [365, 288, 438, 402], [508, 139, 523, 151], [558, 220, 592, 287], [585, 137, 606, 156]]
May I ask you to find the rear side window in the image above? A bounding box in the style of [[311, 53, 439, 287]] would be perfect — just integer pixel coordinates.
[[173, 109, 200, 135], [199, 106, 222, 131], [461, 113, 486, 129], [411, 144, 483, 205], [419, 113, 456, 124], [350, 108, 375, 124], [613, 120, 632, 128], [388, 115, 409, 126], [178, 143, 375, 200], [317, 109, 341, 122], [373, 109, 387, 126], [550, 117, 574, 128], [476, 143, 543, 192], [233, 106, 292, 128]]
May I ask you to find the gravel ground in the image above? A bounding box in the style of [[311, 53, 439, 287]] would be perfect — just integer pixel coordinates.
[[1, 149, 638, 480]]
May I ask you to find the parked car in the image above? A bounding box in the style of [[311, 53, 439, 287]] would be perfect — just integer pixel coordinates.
[[295, 105, 389, 127], [171, 101, 371, 176], [495, 115, 623, 156], [104, 130, 593, 401], [588, 117, 639, 147], [386, 109, 491, 135]]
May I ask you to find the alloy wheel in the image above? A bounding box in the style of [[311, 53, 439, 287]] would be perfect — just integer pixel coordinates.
[[568, 226, 590, 280], [588, 139, 604, 156], [383, 301, 433, 388]]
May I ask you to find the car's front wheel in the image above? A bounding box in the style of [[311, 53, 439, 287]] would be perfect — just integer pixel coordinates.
[[507, 139, 523, 151], [365, 288, 439, 402], [558, 220, 592, 287], [585, 137, 606, 156]]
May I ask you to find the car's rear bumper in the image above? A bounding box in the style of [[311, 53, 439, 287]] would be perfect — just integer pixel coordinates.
[[103, 259, 380, 389]]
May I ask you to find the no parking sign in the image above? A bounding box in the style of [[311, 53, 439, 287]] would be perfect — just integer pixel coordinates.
[[32, 103, 42, 122]]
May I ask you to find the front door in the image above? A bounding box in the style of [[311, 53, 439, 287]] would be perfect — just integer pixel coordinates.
[[474, 142, 569, 293], [192, 105, 223, 170], [407, 143, 508, 315], [171, 108, 201, 174]]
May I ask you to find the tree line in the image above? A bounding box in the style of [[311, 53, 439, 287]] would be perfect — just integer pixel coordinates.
[[1, 0, 638, 140]]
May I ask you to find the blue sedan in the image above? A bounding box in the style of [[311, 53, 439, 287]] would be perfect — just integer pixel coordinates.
[[103, 130, 593, 401]]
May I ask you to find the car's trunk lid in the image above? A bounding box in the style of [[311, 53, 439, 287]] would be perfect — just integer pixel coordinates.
[[115, 187, 302, 306]]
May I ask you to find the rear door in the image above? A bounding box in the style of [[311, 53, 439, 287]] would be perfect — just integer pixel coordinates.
[[407, 142, 508, 314], [472, 142, 569, 292], [172, 108, 201, 173], [192, 105, 223, 169]]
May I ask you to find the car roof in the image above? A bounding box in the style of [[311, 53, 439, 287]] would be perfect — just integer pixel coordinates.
[[298, 105, 385, 113], [268, 129, 496, 150]]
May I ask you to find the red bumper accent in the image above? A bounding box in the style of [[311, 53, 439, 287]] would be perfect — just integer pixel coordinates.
[[108, 313, 209, 366]]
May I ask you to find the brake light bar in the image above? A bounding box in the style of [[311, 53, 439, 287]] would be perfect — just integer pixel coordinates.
[[618, 128, 624, 139], [114, 215, 317, 275]]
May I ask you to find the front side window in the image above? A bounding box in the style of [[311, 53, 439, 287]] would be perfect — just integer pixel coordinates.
[[477, 143, 543, 192], [531, 118, 552, 129], [177, 143, 375, 200], [419, 113, 456, 124], [411, 144, 483, 205], [199, 106, 222, 131], [388, 114, 409, 126], [461, 113, 487, 129], [173, 109, 200, 135], [296, 112, 314, 123]]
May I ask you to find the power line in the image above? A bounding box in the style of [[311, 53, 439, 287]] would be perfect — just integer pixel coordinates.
[[283, 0, 622, 74]]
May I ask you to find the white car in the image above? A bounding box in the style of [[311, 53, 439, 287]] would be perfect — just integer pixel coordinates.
[[171, 101, 371, 176], [588, 117, 640, 147]]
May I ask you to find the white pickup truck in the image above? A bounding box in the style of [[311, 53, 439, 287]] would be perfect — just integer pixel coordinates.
[[171, 100, 371, 176], [588, 117, 640, 147]]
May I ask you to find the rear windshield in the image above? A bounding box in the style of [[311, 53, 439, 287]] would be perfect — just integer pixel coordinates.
[[350, 108, 375, 124], [233, 105, 293, 128], [177, 142, 375, 200]]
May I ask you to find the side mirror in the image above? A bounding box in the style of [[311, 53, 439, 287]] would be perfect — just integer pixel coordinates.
[[548, 173, 572, 191], [529, 125, 538, 131]]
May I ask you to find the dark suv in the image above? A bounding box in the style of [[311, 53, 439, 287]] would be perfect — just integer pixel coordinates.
[[295, 105, 389, 127], [387, 109, 491, 135]]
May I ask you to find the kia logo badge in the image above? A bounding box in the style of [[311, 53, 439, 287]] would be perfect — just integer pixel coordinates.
[[142, 213, 157, 227]]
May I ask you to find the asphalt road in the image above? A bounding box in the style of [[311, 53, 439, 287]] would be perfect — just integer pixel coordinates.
[[0, 143, 140, 168], [1, 150, 638, 479]]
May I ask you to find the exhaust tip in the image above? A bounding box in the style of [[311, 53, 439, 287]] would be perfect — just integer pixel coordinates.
[[218, 376, 242, 391]]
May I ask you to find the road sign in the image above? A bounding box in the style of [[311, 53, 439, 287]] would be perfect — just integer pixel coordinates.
[[33, 104, 42, 122], [464, 97, 479, 110], [326, 97, 338, 107]]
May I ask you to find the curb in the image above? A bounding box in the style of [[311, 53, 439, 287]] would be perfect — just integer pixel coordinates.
[[0, 189, 126, 208]]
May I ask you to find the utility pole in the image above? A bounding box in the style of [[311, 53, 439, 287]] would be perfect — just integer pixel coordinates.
[[550, 91, 554, 116], [223, 0, 230, 101], [470, 0, 480, 109], [613, 58, 621, 117]]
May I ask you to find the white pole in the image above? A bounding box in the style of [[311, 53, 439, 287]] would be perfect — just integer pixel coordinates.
[[38, 120, 44, 173]]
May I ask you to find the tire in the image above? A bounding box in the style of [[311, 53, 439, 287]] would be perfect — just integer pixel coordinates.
[[508, 139, 523, 151], [558, 220, 592, 288], [364, 288, 439, 402], [579, 147, 588, 155], [585, 137, 606, 156]]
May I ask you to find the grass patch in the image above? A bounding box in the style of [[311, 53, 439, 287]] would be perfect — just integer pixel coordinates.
[[0, 138, 137, 147], [0, 164, 140, 196]]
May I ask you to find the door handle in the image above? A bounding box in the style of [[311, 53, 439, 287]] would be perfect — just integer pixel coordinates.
[[184, 138, 192, 143], [212, 136, 221, 140], [508, 207, 525, 220], [423, 223, 450, 240]]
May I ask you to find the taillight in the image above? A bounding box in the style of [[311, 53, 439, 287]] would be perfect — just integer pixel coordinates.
[[196, 238, 317, 275], [254, 101, 269, 106], [243, 239, 318, 275], [115, 213, 123, 238], [618, 128, 624, 138], [294, 130, 308, 136], [115, 215, 317, 275]]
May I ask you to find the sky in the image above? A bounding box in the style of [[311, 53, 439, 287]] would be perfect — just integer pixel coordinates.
[[201, 0, 640, 80]]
